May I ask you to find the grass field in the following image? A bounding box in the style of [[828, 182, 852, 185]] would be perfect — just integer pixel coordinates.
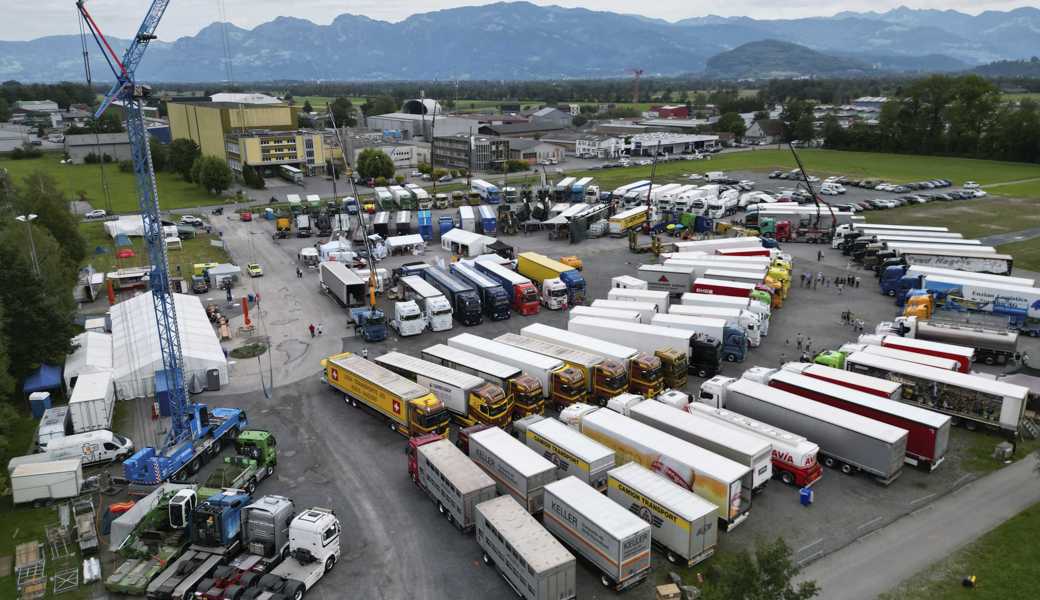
[[880, 497, 1040, 600], [80, 221, 230, 275], [0, 154, 222, 214], [862, 196, 1040, 239], [290, 95, 367, 109]]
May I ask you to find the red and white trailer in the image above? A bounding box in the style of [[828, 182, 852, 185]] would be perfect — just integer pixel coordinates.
[[766, 370, 951, 470], [673, 237, 763, 254], [838, 343, 960, 372], [859, 334, 973, 374], [782, 362, 901, 401], [693, 277, 756, 299], [702, 269, 765, 287], [716, 247, 771, 258]]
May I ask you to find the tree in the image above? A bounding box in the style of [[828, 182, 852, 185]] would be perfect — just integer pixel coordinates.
[[148, 137, 168, 172], [330, 97, 357, 127], [716, 112, 747, 141], [242, 165, 265, 189], [374, 176, 388, 187], [0, 98, 10, 122], [361, 96, 397, 117], [572, 115, 589, 127], [15, 172, 86, 266], [417, 162, 432, 175], [302, 100, 314, 113], [168, 138, 201, 180], [432, 168, 448, 180], [95, 111, 125, 133], [792, 112, 815, 143], [702, 538, 820, 600], [197, 156, 232, 194], [190, 157, 203, 184], [356, 148, 395, 180], [394, 174, 406, 185]]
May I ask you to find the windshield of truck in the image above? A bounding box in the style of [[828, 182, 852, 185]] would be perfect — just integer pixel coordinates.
[[600, 371, 627, 389], [420, 409, 450, 431], [521, 288, 538, 303], [432, 307, 452, 316], [401, 312, 420, 321], [640, 365, 662, 380], [550, 287, 567, 298]]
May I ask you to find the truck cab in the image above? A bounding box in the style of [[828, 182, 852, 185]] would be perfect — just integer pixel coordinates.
[[590, 359, 628, 404], [626, 353, 664, 399], [192, 490, 252, 552], [391, 301, 426, 336], [509, 374, 546, 419], [697, 375, 736, 408], [459, 383, 513, 429], [424, 296, 454, 332], [350, 307, 387, 342], [550, 366, 588, 410], [655, 348, 689, 390], [264, 507, 341, 597], [541, 278, 569, 310]]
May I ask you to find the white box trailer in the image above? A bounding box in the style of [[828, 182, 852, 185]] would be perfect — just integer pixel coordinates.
[[68, 370, 114, 433], [569, 317, 693, 364], [607, 288, 670, 314], [524, 417, 615, 491], [568, 305, 641, 323], [607, 462, 718, 567], [543, 476, 651, 591], [469, 427, 557, 513], [320, 261, 366, 307], [664, 257, 771, 278], [670, 304, 761, 346], [703, 269, 765, 287], [475, 496, 576, 600], [421, 343, 522, 392], [521, 323, 639, 365], [37, 406, 71, 449], [681, 291, 771, 336], [449, 333, 562, 400], [11, 459, 83, 505], [838, 343, 959, 372], [591, 299, 657, 323], [577, 407, 752, 530], [611, 275, 647, 290], [416, 439, 497, 532], [673, 238, 763, 254], [901, 265, 1034, 288], [700, 378, 908, 484], [636, 264, 694, 297], [629, 400, 773, 491], [783, 362, 902, 401]]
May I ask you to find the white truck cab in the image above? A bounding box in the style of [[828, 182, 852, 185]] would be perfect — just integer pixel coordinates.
[[391, 301, 426, 336], [541, 278, 569, 310], [41, 430, 133, 466], [261, 507, 341, 599], [424, 295, 454, 332]]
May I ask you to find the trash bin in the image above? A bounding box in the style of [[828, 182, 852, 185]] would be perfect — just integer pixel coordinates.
[[206, 369, 221, 391], [799, 486, 814, 506]]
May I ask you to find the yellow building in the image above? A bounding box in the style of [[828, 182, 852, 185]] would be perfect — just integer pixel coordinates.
[[166, 101, 297, 161], [225, 130, 327, 176]]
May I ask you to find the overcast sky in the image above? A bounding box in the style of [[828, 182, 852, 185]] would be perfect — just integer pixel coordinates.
[[9, 0, 1029, 41]]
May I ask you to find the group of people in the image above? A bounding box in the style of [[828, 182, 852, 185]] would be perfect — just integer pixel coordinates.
[[842, 310, 867, 332], [799, 271, 862, 291], [783, 332, 816, 364]]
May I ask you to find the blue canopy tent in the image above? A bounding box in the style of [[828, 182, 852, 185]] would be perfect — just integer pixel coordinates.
[[23, 364, 62, 394]]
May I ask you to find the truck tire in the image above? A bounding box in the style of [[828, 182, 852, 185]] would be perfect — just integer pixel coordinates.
[[240, 588, 264, 600], [259, 574, 285, 591], [600, 575, 613, 588], [780, 471, 795, 485], [438, 502, 445, 515], [238, 572, 260, 588], [984, 355, 995, 365], [840, 463, 853, 475], [284, 581, 305, 600], [212, 566, 234, 581], [666, 551, 678, 564], [697, 368, 708, 377], [227, 427, 240, 442], [823, 456, 836, 469], [482, 552, 493, 566], [725, 353, 737, 362], [224, 585, 246, 600], [324, 555, 337, 573], [245, 480, 256, 494], [388, 420, 397, 433], [195, 579, 216, 595], [187, 457, 202, 475]]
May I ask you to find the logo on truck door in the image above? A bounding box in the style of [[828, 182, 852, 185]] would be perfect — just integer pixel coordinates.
[[393, 399, 401, 414]]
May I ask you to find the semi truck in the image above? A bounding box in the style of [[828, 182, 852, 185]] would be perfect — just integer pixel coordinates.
[[815, 343, 960, 372], [389, 185, 413, 209], [703, 269, 783, 305], [514, 416, 615, 491], [421, 344, 544, 419], [692, 277, 757, 299], [474, 260, 541, 316], [408, 436, 497, 532], [322, 352, 450, 438], [782, 361, 903, 400], [858, 333, 973, 373], [901, 276, 1040, 333], [682, 291, 771, 336], [608, 207, 649, 236], [543, 476, 652, 591], [607, 462, 718, 567], [606, 288, 670, 315], [247, 507, 341, 599], [517, 252, 586, 307], [651, 314, 748, 362], [468, 427, 556, 514], [450, 262, 511, 321], [200, 430, 278, 494], [880, 264, 1034, 297], [421, 266, 484, 326], [758, 369, 951, 470], [672, 237, 764, 254], [670, 304, 761, 347], [571, 406, 752, 531], [389, 300, 426, 337], [398, 275, 453, 332], [591, 299, 658, 323], [495, 333, 628, 404], [568, 317, 719, 380], [630, 399, 772, 491], [477, 204, 498, 235], [840, 351, 1029, 434], [687, 403, 822, 487], [475, 496, 576, 600], [458, 206, 476, 232], [448, 333, 587, 409], [319, 262, 366, 308], [471, 179, 502, 204], [878, 248, 1014, 277], [879, 316, 1018, 366], [698, 378, 908, 485], [519, 324, 668, 399], [374, 187, 394, 210]]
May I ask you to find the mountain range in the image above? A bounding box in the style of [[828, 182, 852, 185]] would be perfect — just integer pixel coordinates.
[[1, 2, 1038, 82]]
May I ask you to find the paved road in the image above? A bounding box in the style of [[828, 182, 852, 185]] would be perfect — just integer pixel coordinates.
[[980, 226, 1040, 247], [797, 453, 1040, 600]]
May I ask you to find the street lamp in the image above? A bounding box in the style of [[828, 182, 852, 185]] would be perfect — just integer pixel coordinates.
[[15, 213, 40, 277]]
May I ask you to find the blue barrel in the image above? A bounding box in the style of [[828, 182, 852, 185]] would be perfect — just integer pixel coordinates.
[[799, 486, 815, 506]]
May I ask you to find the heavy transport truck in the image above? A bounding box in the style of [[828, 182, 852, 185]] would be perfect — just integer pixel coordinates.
[[450, 262, 512, 321], [783, 362, 902, 401], [840, 351, 1029, 434], [687, 403, 822, 487], [519, 323, 668, 399], [669, 304, 761, 347], [758, 369, 951, 470], [421, 266, 484, 326], [468, 427, 557, 514], [608, 462, 718, 567], [517, 252, 586, 307], [607, 288, 670, 315], [495, 333, 628, 404], [322, 352, 450, 438], [374, 352, 512, 429], [698, 377, 908, 485], [703, 268, 784, 302], [398, 275, 454, 332], [880, 264, 1035, 298], [636, 264, 694, 297], [878, 248, 1015, 277], [878, 316, 1018, 366], [448, 333, 587, 409], [629, 400, 773, 491], [568, 317, 718, 380], [570, 406, 753, 531], [608, 207, 649, 236], [682, 291, 771, 336], [513, 416, 615, 491], [651, 314, 748, 363], [200, 430, 278, 494], [815, 343, 960, 373], [474, 260, 541, 316], [408, 436, 497, 532], [475, 496, 576, 600], [125, 406, 247, 485], [543, 476, 652, 591], [319, 262, 365, 308], [569, 305, 641, 323], [901, 276, 1040, 334], [859, 333, 973, 373], [672, 237, 764, 255], [421, 344, 544, 419], [591, 299, 658, 323], [244, 507, 341, 599]]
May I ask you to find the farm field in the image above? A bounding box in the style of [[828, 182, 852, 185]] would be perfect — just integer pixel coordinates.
[[0, 154, 220, 214]]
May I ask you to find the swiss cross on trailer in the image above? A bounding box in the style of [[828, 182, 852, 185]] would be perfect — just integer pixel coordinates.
[[393, 400, 401, 414]]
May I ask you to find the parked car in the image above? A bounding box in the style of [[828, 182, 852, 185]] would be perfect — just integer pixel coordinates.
[[84, 209, 107, 220], [240, 211, 253, 222], [438, 175, 453, 183], [971, 190, 988, 198], [963, 181, 980, 190], [247, 263, 264, 277], [769, 170, 784, 179], [180, 215, 203, 226]]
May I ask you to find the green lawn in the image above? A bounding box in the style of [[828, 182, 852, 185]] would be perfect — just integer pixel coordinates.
[[997, 238, 1040, 273], [880, 497, 1040, 600], [80, 221, 230, 276], [1, 154, 222, 214], [861, 196, 1040, 239], [290, 95, 367, 110]]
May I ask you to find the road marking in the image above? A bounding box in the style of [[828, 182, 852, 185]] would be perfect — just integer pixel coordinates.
[[797, 538, 824, 554], [910, 493, 936, 505], [797, 550, 822, 566], [857, 516, 883, 530], [954, 474, 973, 488]]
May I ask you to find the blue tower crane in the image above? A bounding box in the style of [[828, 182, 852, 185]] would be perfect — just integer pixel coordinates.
[[77, 0, 246, 484]]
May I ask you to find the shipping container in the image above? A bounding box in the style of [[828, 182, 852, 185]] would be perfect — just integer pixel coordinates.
[[469, 427, 557, 513]]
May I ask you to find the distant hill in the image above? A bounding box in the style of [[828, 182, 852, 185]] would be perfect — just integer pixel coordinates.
[[705, 40, 869, 79], [973, 59, 1040, 78]]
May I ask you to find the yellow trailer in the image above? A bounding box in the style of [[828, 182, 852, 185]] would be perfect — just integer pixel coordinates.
[[322, 352, 450, 437]]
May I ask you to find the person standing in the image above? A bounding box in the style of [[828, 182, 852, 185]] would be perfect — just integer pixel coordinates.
[[308, 323, 315, 337], [362, 347, 369, 359], [796, 333, 804, 351], [296, 266, 302, 278], [817, 250, 823, 262], [855, 276, 861, 288]]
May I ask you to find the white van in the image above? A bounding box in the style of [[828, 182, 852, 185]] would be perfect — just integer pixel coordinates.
[[42, 430, 134, 466]]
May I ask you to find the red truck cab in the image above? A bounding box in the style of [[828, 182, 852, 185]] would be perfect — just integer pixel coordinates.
[[407, 434, 444, 483], [512, 282, 541, 316]]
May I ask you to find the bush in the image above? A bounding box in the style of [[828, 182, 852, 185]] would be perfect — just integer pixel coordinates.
[[394, 174, 406, 185], [118, 160, 134, 173], [432, 168, 449, 180], [505, 160, 531, 173], [374, 176, 388, 187], [356, 148, 395, 180], [417, 162, 432, 175], [10, 145, 42, 160]]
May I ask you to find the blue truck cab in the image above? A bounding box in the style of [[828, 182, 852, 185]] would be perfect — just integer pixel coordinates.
[[422, 266, 483, 325], [192, 490, 252, 550], [558, 269, 586, 306], [350, 307, 388, 342], [418, 209, 433, 241], [880, 266, 911, 297], [721, 324, 749, 363], [438, 215, 455, 238], [450, 263, 511, 320]]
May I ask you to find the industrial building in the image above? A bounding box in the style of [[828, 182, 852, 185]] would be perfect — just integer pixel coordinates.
[[432, 134, 508, 171], [478, 121, 565, 138], [366, 112, 473, 140], [63, 133, 133, 163], [167, 100, 298, 161], [345, 137, 430, 169], [507, 139, 564, 165], [225, 129, 328, 176], [625, 132, 720, 156], [650, 104, 690, 119]]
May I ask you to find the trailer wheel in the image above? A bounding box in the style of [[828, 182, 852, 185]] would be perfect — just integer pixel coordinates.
[[725, 353, 737, 362], [259, 574, 284, 591], [482, 552, 493, 566], [324, 555, 337, 573], [600, 575, 613, 588], [196, 579, 216, 595], [227, 427, 240, 442], [984, 356, 995, 365], [224, 585, 246, 600], [781, 471, 795, 485], [438, 502, 445, 515], [965, 421, 978, 431], [246, 480, 256, 494], [212, 566, 234, 580], [240, 588, 264, 600], [697, 368, 708, 378], [840, 463, 853, 475], [666, 551, 678, 564], [388, 420, 397, 433], [823, 456, 837, 468]]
